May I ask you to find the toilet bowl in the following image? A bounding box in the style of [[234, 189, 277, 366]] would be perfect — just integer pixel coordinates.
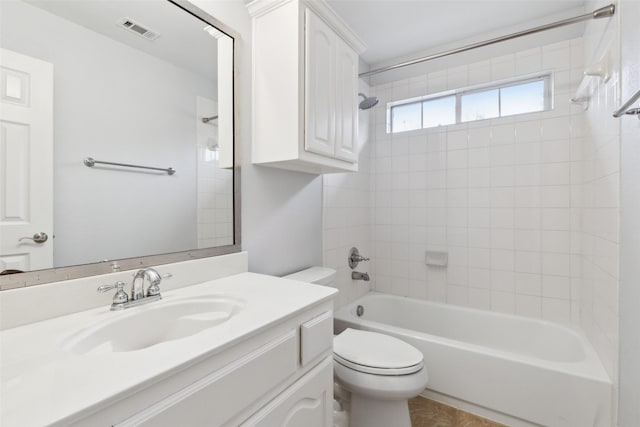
[[284, 267, 428, 427], [333, 328, 428, 427]]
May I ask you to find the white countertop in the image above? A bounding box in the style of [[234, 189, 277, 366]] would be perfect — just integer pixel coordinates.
[[0, 273, 336, 427]]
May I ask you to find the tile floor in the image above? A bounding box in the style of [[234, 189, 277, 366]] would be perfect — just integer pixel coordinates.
[[408, 397, 508, 427]]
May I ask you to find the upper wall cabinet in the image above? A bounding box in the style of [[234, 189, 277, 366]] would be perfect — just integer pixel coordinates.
[[248, 0, 365, 174]]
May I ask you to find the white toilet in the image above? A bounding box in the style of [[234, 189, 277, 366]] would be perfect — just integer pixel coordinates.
[[285, 267, 428, 427]]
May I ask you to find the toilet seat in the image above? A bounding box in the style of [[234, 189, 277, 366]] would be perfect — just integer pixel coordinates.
[[333, 328, 424, 376]]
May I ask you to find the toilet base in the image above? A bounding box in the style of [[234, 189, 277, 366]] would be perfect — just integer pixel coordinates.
[[350, 394, 411, 427]]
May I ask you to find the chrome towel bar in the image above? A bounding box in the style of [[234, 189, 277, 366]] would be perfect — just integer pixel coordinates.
[[83, 157, 176, 175], [613, 88, 640, 118]]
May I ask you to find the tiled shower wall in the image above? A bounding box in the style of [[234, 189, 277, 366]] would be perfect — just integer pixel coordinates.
[[322, 154, 373, 307], [322, 83, 374, 308], [369, 38, 585, 322], [580, 0, 620, 414]]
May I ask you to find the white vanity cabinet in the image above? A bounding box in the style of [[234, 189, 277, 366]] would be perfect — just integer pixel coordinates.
[[0, 272, 337, 427], [71, 303, 335, 427], [249, 0, 365, 174]]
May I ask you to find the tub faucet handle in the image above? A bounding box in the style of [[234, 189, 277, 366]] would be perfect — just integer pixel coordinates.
[[349, 247, 370, 269]]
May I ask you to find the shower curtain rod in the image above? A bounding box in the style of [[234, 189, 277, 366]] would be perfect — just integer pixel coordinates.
[[359, 4, 615, 78]]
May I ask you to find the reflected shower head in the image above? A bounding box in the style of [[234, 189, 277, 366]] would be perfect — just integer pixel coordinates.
[[358, 93, 379, 110]]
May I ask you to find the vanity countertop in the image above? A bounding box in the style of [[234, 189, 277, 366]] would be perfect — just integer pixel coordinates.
[[0, 272, 336, 427]]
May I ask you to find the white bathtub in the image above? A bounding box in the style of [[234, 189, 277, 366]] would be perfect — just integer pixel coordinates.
[[334, 292, 611, 427]]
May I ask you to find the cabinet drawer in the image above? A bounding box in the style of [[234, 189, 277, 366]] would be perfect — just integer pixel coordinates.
[[300, 311, 333, 366], [116, 330, 298, 427]]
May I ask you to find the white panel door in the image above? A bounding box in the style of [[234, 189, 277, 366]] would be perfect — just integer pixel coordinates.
[[304, 9, 335, 158], [334, 37, 358, 163], [0, 48, 53, 272]]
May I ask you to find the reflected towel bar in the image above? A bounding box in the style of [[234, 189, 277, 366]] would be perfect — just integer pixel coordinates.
[[613, 88, 640, 118], [83, 157, 176, 175]]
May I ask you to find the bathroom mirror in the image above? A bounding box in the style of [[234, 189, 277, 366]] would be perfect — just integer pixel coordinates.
[[0, 0, 240, 289]]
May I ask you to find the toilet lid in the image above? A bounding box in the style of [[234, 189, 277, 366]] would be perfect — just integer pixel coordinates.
[[333, 329, 423, 376]]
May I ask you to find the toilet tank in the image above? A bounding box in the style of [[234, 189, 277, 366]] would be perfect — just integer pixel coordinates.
[[284, 267, 336, 286]]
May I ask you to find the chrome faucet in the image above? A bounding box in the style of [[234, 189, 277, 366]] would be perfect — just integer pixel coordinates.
[[131, 267, 162, 300], [352, 271, 370, 281], [98, 268, 171, 311]]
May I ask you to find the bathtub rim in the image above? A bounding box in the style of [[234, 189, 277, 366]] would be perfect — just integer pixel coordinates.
[[334, 292, 611, 385]]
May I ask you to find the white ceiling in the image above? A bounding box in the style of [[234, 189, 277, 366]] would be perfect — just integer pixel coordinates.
[[327, 0, 586, 66], [25, 0, 222, 80]]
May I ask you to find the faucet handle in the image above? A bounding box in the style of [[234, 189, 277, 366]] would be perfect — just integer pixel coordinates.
[[348, 247, 370, 269], [97, 281, 129, 304]]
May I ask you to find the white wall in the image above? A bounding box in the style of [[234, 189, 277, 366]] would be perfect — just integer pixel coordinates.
[[192, 0, 323, 277], [618, 0, 640, 424], [367, 39, 584, 322], [1, 1, 217, 266]]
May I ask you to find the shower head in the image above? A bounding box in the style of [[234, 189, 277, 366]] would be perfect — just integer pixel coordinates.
[[358, 93, 379, 110]]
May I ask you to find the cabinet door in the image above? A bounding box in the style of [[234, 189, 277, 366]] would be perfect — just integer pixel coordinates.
[[334, 38, 358, 163], [241, 357, 333, 427], [114, 331, 298, 427], [304, 9, 335, 158]]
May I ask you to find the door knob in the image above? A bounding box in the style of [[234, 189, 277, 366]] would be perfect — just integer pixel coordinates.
[[18, 232, 48, 243]]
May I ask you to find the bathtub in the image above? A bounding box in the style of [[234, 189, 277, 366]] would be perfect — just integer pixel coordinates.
[[334, 292, 611, 427]]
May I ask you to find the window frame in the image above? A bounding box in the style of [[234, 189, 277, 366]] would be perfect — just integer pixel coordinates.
[[387, 72, 553, 133]]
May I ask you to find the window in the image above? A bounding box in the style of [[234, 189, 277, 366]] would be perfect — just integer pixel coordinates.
[[388, 74, 552, 133]]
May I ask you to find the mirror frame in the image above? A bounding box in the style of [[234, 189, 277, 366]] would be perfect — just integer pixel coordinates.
[[0, 0, 241, 291]]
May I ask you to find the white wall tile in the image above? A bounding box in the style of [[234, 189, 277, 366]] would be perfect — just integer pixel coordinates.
[[491, 291, 515, 313], [468, 168, 491, 187], [542, 275, 571, 299], [468, 287, 491, 309], [515, 164, 541, 186], [469, 148, 491, 167], [515, 121, 541, 143], [542, 298, 571, 323], [491, 124, 515, 145], [515, 207, 541, 229], [515, 229, 541, 251], [491, 55, 515, 81], [515, 142, 542, 165], [447, 150, 468, 169], [515, 251, 542, 274], [448, 130, 468, 150], [516, 294, 542, 318], [491, 249, 515, 271], [515, 272, 542, 296], [467, 126, 492, 148]]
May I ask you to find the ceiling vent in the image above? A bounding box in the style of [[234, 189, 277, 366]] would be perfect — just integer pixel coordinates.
[[116, 17, 160, 41]]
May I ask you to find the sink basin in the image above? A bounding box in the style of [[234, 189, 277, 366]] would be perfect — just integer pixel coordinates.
[[65, 296, 245, 355]]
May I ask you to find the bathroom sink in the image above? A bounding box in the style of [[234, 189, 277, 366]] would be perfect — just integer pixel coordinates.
[[65, 296, 245, 355]]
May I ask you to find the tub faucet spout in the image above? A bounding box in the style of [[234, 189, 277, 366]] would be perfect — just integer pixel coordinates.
[[352, 271, 370, 281]]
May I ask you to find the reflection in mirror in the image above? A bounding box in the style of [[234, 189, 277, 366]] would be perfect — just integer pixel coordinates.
[[0, 0, 235, 280]]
